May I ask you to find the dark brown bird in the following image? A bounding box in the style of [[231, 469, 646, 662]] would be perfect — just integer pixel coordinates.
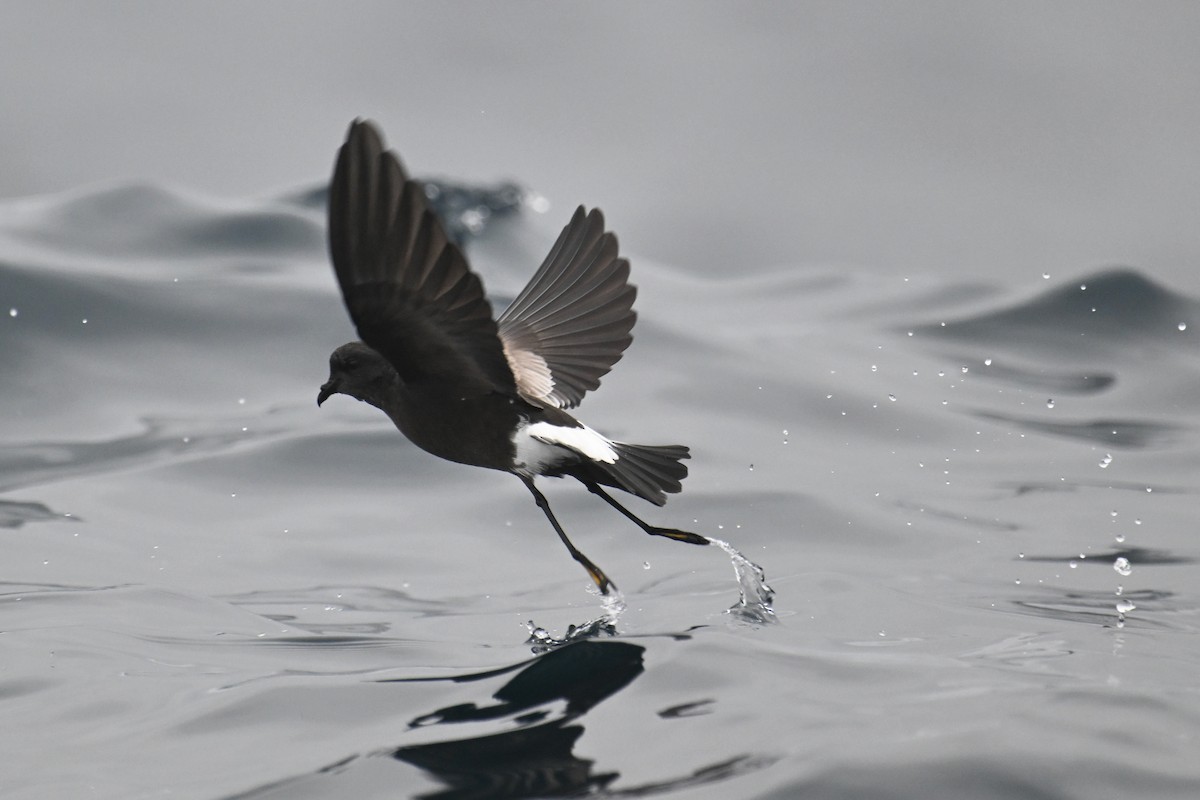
[[318, 119, 707, 594]]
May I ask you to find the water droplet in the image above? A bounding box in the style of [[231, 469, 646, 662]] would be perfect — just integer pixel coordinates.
[[748, 464, 754, 471], [961, 366, 969, 374], [81, 318, 88, 324], [237, 397, 246, 405], [1113, 557, 1132, 577], [984, 358, 993, 366], [7, 308, 17, 318], [1110, 510, 1118, 517], [1018, 552, 1025, 559], [1046, 398, 1055, 409], [1080, 283, 1087, 291], [1115, 533, 1125, 544], [1134, 518, 1142, 526], [643, 561, 651, 570], [1116, 585, 1123, 596], [870, 364, 878, 372], [1116, 598, 1136, 614], [1069, 560, 1078, 569], [1042, 272, 1050, 279], [1146, 487, 1153, 493], [888, 394, 897, 402], [1179, 322, 1188, 331], [1099, 453, 1113, 469]]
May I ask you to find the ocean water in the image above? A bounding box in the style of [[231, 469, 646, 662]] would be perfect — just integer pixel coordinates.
[[2, 179, 1199, 800]]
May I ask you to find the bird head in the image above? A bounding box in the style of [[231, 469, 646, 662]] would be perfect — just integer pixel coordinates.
[[318, 342, 397, 409]]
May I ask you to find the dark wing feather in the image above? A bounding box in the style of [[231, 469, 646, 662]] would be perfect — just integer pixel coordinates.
[[328, 119, 516, 395], [496, 206, 636, 408]]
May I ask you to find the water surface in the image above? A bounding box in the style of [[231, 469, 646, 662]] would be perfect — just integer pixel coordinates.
[[2, 181, 1199, 799]]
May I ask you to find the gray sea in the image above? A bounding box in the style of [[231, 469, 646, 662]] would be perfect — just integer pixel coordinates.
[[3, 4, 1200, 799]]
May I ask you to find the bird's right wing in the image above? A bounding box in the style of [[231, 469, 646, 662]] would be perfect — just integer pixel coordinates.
[[496, 207, 637, 409], [328, 119, 516, 395]]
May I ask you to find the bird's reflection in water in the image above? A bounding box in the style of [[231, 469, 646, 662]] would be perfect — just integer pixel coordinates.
[[388, 640, 642, 798], [227, 638, 769, 799]]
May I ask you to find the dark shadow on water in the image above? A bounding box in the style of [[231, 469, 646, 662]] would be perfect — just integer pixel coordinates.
[[893, 499, 1020, 532], [1005, 479, 1191, 496], [971, 411, 1182, 449], [943, 356, 1116, 395], [1009, 587, 1181, 630], [0, 413, 281, 493], [0, 498, 79, 529], [1020, 547, 1194, 566], [226, 639, 772, 799]]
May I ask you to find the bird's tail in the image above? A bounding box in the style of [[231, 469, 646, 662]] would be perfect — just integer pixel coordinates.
[[593, 442, 690, 506]]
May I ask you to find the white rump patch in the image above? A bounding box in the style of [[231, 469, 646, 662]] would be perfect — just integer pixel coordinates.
[[529, 421, 618, 463], [511, 419, 619, 476]]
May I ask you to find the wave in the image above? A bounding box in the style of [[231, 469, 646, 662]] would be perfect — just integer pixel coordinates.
[[914, 268, 1198, 352]]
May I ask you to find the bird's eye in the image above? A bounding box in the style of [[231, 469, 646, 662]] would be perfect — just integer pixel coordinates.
[[344, 358, 358, 369]]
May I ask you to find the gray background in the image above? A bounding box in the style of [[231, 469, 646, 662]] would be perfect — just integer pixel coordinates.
[[4, 1, 1200, 286]]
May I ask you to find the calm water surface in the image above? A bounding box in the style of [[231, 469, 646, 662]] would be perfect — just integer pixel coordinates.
[[2, 181, 1199, 799]]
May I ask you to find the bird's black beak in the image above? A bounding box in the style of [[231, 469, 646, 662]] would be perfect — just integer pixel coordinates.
[[317, 380, 337, 407]]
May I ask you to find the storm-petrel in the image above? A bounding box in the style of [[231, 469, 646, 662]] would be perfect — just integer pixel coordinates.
[[318, 120, 707, 594]]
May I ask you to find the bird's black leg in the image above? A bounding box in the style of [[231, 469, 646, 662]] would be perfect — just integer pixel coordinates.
[[521, 476, 616, 595], [583, 481, 711, 546]]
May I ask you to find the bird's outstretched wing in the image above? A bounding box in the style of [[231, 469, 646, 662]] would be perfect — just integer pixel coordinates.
[[328, 119, 516, 395], [497, 207, 637, 408]]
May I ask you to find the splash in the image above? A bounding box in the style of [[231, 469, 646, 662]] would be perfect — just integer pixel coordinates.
[[709, 538, 776, 624], [525, 590, 626, 652]]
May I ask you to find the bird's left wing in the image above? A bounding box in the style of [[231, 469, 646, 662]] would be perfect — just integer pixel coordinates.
[[328, 119, 516, 395], [496, 207, 637, 409]]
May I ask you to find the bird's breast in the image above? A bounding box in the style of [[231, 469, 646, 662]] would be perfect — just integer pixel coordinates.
[[385, 386, 521, 472]]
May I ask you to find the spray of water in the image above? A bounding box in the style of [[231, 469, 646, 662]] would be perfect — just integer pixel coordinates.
[[525, 590, 626, 651], [708, 537, 776, 624], [525, 534, 775, 650]]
